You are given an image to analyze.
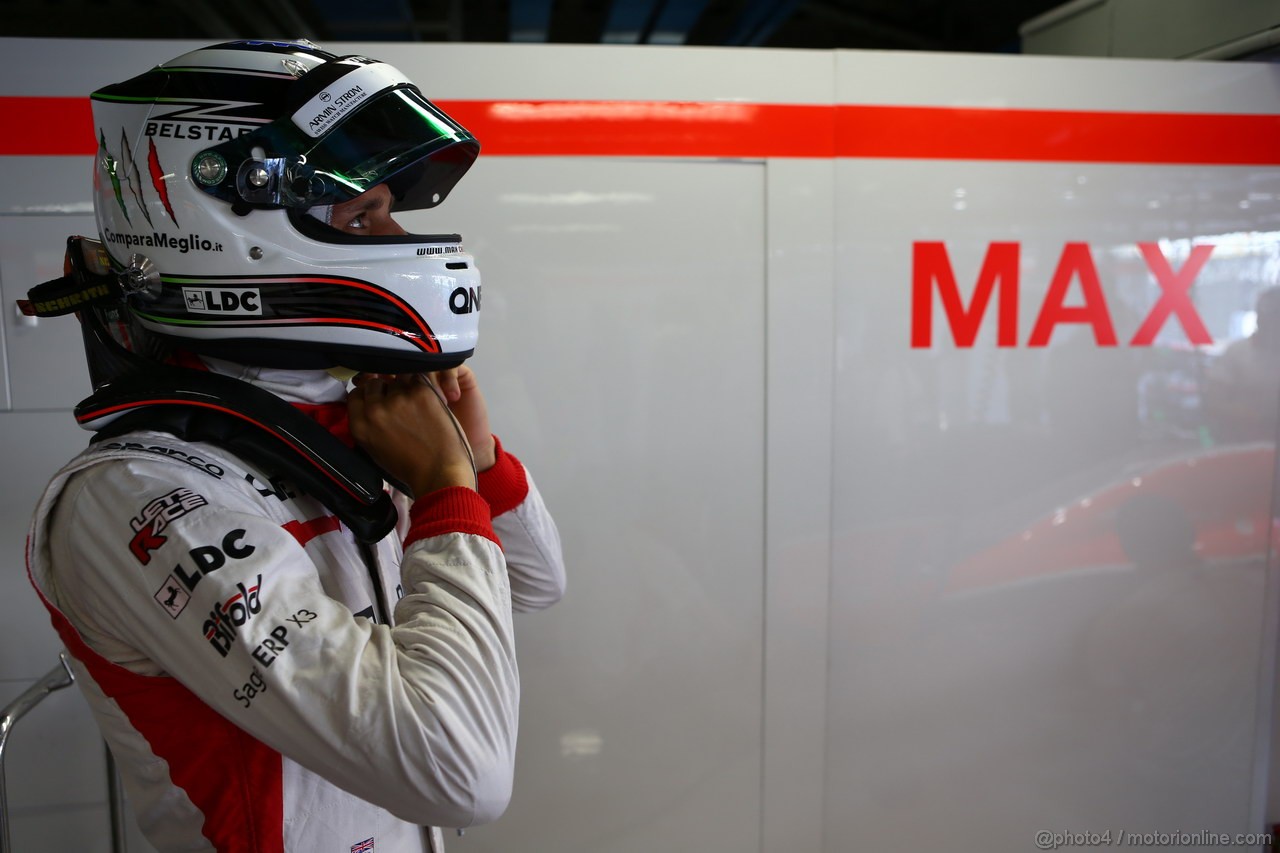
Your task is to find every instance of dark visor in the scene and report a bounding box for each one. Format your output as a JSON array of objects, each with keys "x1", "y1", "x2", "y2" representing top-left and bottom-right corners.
[{"x1": 190, "y1": 86, "x2": 479, "y2": 211}]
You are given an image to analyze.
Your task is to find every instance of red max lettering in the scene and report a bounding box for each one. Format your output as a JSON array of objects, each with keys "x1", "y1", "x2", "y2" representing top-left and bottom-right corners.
[
  {"x1": 911, "y1": 240, "x2": 1215, "y2": 348},
  {"x1": 912, "y1": 242, "x2": 1018, "y2": 347},
  {"x1": 1027, "y1": 242, "x2": 1116, "y2": 347},
  {"x1": 1129, "y1": 243, "x2": 1214, "y2": 345}
]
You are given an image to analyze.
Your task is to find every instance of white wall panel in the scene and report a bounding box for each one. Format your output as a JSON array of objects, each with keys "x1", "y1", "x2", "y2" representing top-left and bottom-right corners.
[
  {"x1": 827, "y1": 49, "x2": 1280, "y2": 847},
  {"x1": 835, "y1": 48, "x2": 1280, "y2": 112},
  {"x1": 358, "y1": 42, "x2": 835, "y2": 104},
  {"x1": 761, "y1": 158, "x2": 835, "y2": 853},
  {"x1": 0, "y1": 156, "x2": 93, "y2": 216},
  {"x1": 0, "y1": 215, "x2": 96, "y2": 411},
  {"x1": 399, "y1": 157, "x2": 767, "y2": 852}
]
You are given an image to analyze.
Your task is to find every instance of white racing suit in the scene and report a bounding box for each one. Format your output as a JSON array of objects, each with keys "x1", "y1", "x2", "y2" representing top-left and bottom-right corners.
[{"x1": 25, "y1": 366, "x2": 565, "y2": 853}]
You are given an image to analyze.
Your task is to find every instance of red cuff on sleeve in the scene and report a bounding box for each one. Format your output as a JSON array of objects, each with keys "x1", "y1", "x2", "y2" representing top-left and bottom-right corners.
[
  {"x1": 477, "y1": 434, "x2": 529, "y2": 518},
  {"x1": 405, "y1": 486, "x2": 499, "y2": 548}
]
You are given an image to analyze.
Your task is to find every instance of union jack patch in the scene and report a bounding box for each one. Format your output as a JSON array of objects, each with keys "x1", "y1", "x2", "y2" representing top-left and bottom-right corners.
[{"x1": 351, "y1": 838, "x2": 374, "y2": 853}]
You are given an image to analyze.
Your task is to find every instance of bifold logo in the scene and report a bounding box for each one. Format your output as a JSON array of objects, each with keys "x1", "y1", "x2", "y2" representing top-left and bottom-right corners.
[
  {"x1": 911, "y1": 241, "x2": 1214, "y2": 348},
  {"x1": 182, "y1": 287, "x2": 263, "y2": 316}
]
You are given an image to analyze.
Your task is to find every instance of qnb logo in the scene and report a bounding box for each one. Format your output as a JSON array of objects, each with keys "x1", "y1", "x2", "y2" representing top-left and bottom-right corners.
[
  {"x1": 911, "y1": 241, "x2": 1215, "y2": 348},
  {"x1": 450, "y1": 285, "x2": 481, "y2": 315}
]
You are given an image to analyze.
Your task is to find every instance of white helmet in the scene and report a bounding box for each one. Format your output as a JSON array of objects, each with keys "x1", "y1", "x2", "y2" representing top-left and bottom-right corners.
[{"x1": 88, "y1": 39, "x2": 482, "y2": 373}]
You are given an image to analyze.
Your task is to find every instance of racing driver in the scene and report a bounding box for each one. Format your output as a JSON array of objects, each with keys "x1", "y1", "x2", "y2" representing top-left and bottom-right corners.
[{"x1": 24, "y1": 39, "x2": 564, "y2": 853}]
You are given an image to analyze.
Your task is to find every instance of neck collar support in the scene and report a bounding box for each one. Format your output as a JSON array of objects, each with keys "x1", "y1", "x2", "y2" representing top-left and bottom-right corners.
[{"x1": 76, "y1": 365, "x2": 398, "y2": 542}]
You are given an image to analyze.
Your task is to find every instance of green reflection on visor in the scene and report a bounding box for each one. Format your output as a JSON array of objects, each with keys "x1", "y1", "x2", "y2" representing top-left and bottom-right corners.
[{"x1": 191, "y1": 86, "x2": 479, "y2": 211}]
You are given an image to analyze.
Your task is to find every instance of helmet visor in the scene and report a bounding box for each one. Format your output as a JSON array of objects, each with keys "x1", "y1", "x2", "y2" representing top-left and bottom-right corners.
[{"x1": 191, "y1": 82, "x2": 478, "y2": 212}]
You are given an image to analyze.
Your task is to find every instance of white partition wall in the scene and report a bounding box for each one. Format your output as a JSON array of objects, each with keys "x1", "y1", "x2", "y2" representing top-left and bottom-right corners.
[
  {"x1": 1, "y1": 38, "x2": 1278, "y2": 853},
  {"x1": 429, "y1": 156, "x2": 769, "y2": 852},
  {"x1": 827, "y1": 52, "x2": 1280, "y2": 852}
]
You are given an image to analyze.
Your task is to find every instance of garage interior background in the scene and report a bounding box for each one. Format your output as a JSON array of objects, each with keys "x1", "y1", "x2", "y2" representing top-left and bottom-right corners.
[
  {"x1": 8, "y1": 0, "x2": 1280, "y2": 58},
  {"x1": 5, "y1": 1, "x2": 1280, "y2": 852}
]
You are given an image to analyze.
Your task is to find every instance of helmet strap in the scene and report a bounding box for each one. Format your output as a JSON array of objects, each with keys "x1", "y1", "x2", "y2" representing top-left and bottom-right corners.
[{"x1": 20, "y1": 236, "x2": 122, "y2": 318}]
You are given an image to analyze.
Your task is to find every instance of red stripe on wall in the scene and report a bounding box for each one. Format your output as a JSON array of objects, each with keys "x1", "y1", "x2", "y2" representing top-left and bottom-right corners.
[
  {"x1": 836, "y1": 104, "x2": 1280, "y2": 164},
  {"x1": 7, "y1": 96, "x2": 1280, "y2": 164},
  {"x1": 441, "y1": 100, "x2": 836, "y2": 158},
  {"x1": 6, "y1": 96, "x2": 96, "y2": 155}
]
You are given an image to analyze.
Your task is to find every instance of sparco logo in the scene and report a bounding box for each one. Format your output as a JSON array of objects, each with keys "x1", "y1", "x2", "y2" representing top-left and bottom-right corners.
[
  {"x1": 129, "y1": 488, "x2": 208, "y2": 564},
  {"x1": 182, "y1": 288, "x2": 262, "y2": 316},
  {"x1": 204, "y1": 574, "x2": 263, "y2": 658},
  {"x1": 101, "y1": 441, "x2": 225, "y2": 478},
  {"x1": 309, "y1": 84, "x2": 365, "y2": 132}
]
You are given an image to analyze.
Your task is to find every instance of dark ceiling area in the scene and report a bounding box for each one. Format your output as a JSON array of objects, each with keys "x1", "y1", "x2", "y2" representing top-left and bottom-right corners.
[{"x1": 5, "y1": 0, "x2": 1067, "y2": 53}]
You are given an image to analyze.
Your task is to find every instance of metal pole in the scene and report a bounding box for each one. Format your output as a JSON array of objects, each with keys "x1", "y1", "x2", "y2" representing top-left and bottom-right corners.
[
  {"x1": 0, "y1": 654, "x2": 75, "y2": 853},
  {"x1": 105, "y1": 744, "x2": 128, "y2": 853}
]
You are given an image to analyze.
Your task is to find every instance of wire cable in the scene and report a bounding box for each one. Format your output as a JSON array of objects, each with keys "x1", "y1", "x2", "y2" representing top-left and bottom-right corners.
[{"x1": 418, "y1": 373, "x2": 478, "y2": 491}]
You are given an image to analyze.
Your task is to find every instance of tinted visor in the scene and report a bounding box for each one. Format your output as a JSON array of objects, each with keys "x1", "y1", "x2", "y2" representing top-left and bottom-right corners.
[{"x1": 191, "y1": 85, "x2": 479, "y2": 211}]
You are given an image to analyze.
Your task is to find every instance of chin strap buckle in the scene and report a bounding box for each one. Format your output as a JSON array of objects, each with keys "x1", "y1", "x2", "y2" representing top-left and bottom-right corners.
[{"x1": 19, "y1": 236, "x2": 123, "y2": 318}]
